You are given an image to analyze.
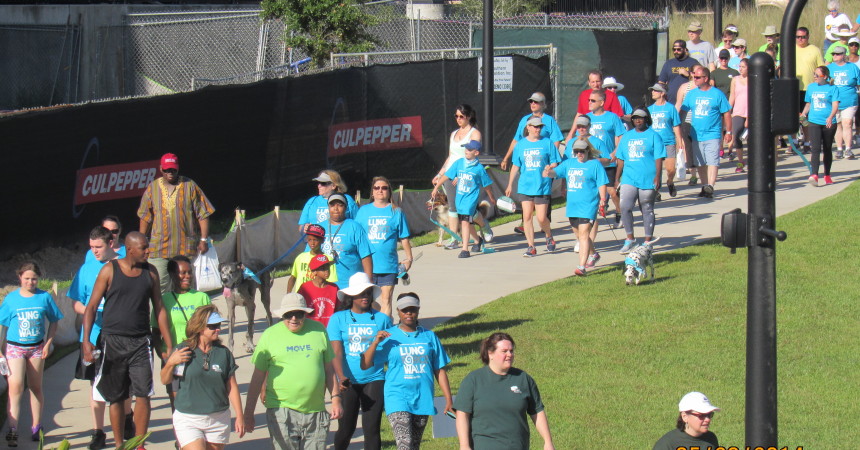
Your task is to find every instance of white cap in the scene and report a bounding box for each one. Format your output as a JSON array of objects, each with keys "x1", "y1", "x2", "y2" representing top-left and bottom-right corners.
[{"x1": 678, "y1": 392, "x2": 721, "y2": 413}]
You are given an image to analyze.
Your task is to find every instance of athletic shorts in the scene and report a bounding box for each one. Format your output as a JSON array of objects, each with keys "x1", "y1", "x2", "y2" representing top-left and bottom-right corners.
[
  {"x1": 75, "y1": 348, "x2": 99, "y2": 381},
  {"x1": 604, "y1": 167, "x2": 618, "y2": 185},
  {"x1": 569, "y1": 217, "x2": 595, "y2": 226},
  {"x1": 664, "y1": 144, "x2": 677, "y2": 159},
  {"x1": 520, "y1": 194, "x2": 550, "y2": 205},
  {"x1": 838, "y1": 106, "x2": 858, "y2": 121},
  {"x1": 692, "y1": 139, "x2": 721, "y2": 166},
  {"x1": 95, "y1": 334, "x2": 154, "y2": 403},
  {"x1": 6, "y1": 342, "x2": 43, "y2": 360},
  {"x1": 173, "y1": 408, "x2": 231, "y2": 447},
  {"x1": 457, "y1": 214, "x2": 474, "y2": 224},
  {"x1": 372, "y1": 273, "x2": 397, "y2": 287}
]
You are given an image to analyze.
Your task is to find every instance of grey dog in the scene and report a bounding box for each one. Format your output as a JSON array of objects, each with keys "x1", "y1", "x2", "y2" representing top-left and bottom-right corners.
[{"x1": 219, "y1": 259, "x2": 273, "y2": 352}]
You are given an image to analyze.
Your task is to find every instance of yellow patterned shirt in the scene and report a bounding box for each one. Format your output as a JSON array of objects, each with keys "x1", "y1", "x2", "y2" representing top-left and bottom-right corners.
[{"x1": 137, "y1": 176, "x2": 215, "y2": 259}]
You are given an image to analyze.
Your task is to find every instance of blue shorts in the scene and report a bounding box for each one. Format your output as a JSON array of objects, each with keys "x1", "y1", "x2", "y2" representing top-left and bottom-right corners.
[
  {"x1": 372, "y1": 273, "x2": 397, "y2": 287},
  {"x1": 693, "y1": 139, "x2": 721, "y2": 166}
]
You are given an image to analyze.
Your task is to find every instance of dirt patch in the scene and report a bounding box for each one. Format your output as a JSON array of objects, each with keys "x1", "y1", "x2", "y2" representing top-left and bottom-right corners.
[{"x1": 0, "y1": 246, "x2": 85, "y2": 286}]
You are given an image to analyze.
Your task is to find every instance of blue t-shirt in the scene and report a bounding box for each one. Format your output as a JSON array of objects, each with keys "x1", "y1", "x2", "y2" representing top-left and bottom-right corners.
[
  {"x1": 648, "y1": 102, "x2": 681, "y2": 146},
  {"x1": 326, "y1": 310, "x2": 393, "y2": 384},
  {"x1": 444, "y1": 158, "x2": 493, "y2": 216},
  {"x1": 354, "y1": 204, "x2": 410, "y2": 275},
  {"x1": 84, "y1": 245, "x2": 126, "y2": 264},
  {"x1": 376, "y1": 326, "x2": 450, "y2": 415},
  {"x1": 68, "y1": 257, "x2": 110, "y2": 344},
  {"x1": 616, "y1": 128, "x2": 667, "y2": 190},
  {"x1": 826, "y1": 62, "x2": 860, "y2": 109},
  {"x1": 618, "y1": 95, "x2": 634, "y2": 115},
  {"x1": 805, "y1": 83, "x2": 840, "y2": 126},
  {"x1": 512, "y1": 137, "x2": 561, "y2": 196},
  {"x1": 0, "y1": 290, "x2": 64, "y2": 345},
  {"x1": 298, "y1": 194, "x2": 359, "y2": 227},
  {"x1": 680, "y1": 87, "x2": 731, "y2": 141},
  {"x1": 565, "y1": 136, "x2": 612, "y2": 165},
  {"x1": 553, "y1": 158, "x2": 610, "y2": 219},
  {"x1": 511, "y1": 113, "x2": 564, "y2": 143},
  {"x1": 320, "y1": 219, "x2": 373, "y2": 289},
  {"x1": 728, "y1": 55, "x2": 743, "y2": 70},
  {"x1": 583, "y1": 111, "x2": 625, "y2": 152}
]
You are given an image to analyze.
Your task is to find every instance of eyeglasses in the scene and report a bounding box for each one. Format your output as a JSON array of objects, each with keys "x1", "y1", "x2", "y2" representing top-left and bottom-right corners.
[
  {"x1": 206, "y1": 323, "x2": 221, "y2": 330},
  {"x1": 454, "y1": 114, "x2": 466, "y2": 119},
  {"x1": 687, "y1": 411, "x2": 714, "y2": 420},
  {"x1": 317, "y1": 181, "x2": 332, "y2": 186},
  {"x1": 163, "y1": 168, "x2": 178, "y2": 174},
  {"x1": 796, "y1": 35, "x2": 808, "y2": 39},
  {"x1": 284, "y1": 311, "x2": 306, "y2": 319},
  {"x1": 373, "y1": 185, "x2": 390, "y2": 191},
  {"x1": 108, "y1": 229, "x2": 120, "y2": 235}
]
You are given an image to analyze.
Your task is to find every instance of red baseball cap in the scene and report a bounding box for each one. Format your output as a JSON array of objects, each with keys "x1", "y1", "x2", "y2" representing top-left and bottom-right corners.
[
  {"x1": 306, "y1": 224, "x2": 325, "y2": 239},
  {"x1": 161, "y1": 153, "x2": 179, "y2": 170},
  {"x1": 309, "y1": 254, "x2": 332, "y2": 271}
]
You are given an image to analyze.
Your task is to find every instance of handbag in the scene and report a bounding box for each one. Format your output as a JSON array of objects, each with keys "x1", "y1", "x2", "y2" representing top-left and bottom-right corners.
[{"x1": 194, "y1": 243, "x2": 222, "y2": 292}]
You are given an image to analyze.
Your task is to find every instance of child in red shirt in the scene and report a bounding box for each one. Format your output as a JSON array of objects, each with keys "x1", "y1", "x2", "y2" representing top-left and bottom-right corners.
[{"x1": 298, "y1": 254, "x2": 339, "y2": 326}]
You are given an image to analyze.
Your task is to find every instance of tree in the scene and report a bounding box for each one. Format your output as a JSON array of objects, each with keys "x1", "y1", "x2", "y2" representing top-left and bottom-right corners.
[
  {"x1": 261, "y1": 0, "x2": 377, "y2": 68},
  {"x1": 455, "y1": 0, "x2": 554, "y2": 19}
]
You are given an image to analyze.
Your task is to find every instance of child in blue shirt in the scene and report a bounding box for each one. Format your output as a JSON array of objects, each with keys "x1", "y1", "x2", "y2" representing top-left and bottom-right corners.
[{"x1": 431, "y1": 140, "x2": 495, "y2": 259}]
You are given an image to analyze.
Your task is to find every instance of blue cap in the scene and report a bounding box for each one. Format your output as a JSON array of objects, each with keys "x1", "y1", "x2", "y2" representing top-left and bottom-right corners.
[
  {"x1": 462, "y1": 140, "x2": 482, "y2": 151},
  {"x1": 207, "y1": 311, "x2": 226, "y2": 325}
]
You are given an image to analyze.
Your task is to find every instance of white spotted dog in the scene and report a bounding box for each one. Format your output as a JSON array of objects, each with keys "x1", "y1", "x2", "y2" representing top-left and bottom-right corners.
[
  {"x1": 426, "y1": 192, "x2": 451, "y2": 246},
  {"x1": 624, "y1": 237, "x2": 661, "y2": 285}
]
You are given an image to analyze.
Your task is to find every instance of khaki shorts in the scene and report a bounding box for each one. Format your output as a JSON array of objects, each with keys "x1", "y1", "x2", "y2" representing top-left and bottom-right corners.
[{"x1": 173, "y1": 408, "x2": 231, "y2": 447}]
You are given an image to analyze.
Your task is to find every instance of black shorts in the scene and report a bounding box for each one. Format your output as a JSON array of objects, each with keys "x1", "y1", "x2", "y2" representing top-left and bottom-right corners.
[
  {"x1": 521, "y1": 194, "x2": 551, "y2": 205},
  {"x1": 74, "y1": 348, "x2": 98, "y2": 381},
  {"x1": 457, "y1": 214, "x2": 474, "y2": 223},
  {"x1": 569, "y1": 217, "x2": 595, "y2": 227},
  {"x1": 604, "y1": 167, "x2": 618, "y2": 184},
  {"x1": 95, "y1": 334, "x2": 154, "y2": 403}
]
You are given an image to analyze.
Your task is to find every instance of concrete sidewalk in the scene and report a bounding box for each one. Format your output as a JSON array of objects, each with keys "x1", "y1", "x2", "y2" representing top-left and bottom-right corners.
[{"x1": 29, "y1": 155, "x2": 858, "y2": 449}]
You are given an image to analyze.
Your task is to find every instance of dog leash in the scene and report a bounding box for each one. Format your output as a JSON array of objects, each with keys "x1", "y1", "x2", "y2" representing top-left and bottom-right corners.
[{"x1": 252, "y1": 235, "x2": 306, "y2": 279}]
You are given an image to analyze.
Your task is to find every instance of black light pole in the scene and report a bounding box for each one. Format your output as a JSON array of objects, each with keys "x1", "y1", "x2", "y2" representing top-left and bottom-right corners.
[
  {"x1": 714, "y1": 0, "x2": 722, "y2": 43},
  {"x1": 482, "y1": 0, "x2": 493, "y2": 156}
]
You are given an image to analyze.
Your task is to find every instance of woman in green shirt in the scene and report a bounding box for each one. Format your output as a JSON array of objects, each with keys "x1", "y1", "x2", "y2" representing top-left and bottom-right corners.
[
  {"x1": 652, "y1": 391, "x2": 720, "y2": 450},
  {"x1": 454, "y1": 332, "x2": 555, "y2": 450},
  {"x1": 162, "y1": 305, "x2": 245, "y2": 449}
]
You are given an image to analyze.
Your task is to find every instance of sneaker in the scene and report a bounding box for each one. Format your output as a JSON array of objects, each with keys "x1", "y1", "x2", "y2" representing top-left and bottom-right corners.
[
  {"x1": 688, "y1": 175, "x2": 698, "y2": 186},
  {"x1": 655, "y1": 192, "x2": 662, "y2": 202},
  {"x1": 728, "y1": 152, "x2": 736, "y2": 161},
  {"x1": 585, "y1": 252, "x2": 601, "y2": 268},
  {"x1": 574, "y1": 266, "x2": 587, "y2": 277},
  {"x1": 443, "y1": 239, "x2": 460, "y2": 250},
  {"x1": 6, "y1": 428, "x2": 17, "y2": 448},
  {"x1": 482, "y1": 226, "x2": 494, "y2": 243},
  {"x1": 808, "y1": 174, "x2": 819, "y2": 187},
  {"x1": 620, "y1": 239, "x2": 637, "y2": 254},
  {"x1": 458, "y1": 250, "x2": 470, "y2": 259},
  {"x1": 698, "y1": 187, "x2": 705, "y2": 197},
  {"x1": 824, "y1": 175, "x2": 834, "y2": 185},
  {"x1": 88, "y1": 429, "x2": 107, "y2": 450},
  {"x1": 514, "y1": 226, "x2": 524, "y2": 235},
  {"x1": 703, "y1": 184, "x2": 714, "y2": 198},
  {"x1": 124, "y1": 414, "x2": 135, "y2": 440},
  {"x1": 836, "y1": 150, "x2": 844, "y2": 159},
  {"x1": 735, "y1": 163, "x2": 745, "y2": 173},
  {"x1": 523, "y1": 246, "x2": 537, "y2": 257},
  {"x1": 574, "y1": 240, "x2": 580, "y2": 253},
  {"x1": 668, "y1": 184, "x2": 677, "y2": 198},
  {"x1": 30, "y1": 425, "x2": 41, "y2": 442},
  {"x1": 719, "y1": 149, "x2": 724, "y2": 158},
  {"x1": 546, "y1": 238, "x2": 557, "y2": 252},
  {"x1": 470, "y1": 237, "x2": 483, "y2": 253},
  {"x1": 846, "y1": 149, "x2": 856, "y2": 160}
]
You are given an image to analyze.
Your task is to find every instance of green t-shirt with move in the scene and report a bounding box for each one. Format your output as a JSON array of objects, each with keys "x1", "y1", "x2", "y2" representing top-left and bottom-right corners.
[
  {"x1": 290, "y1": 251, "x2": 338, "y2": 292},
  {"x1": 174, "y1": 343, "x2": 238, "y2": 415},
  {"x1": 251, "y1": 319, "x2": 334, "y2": 412},
  {"x1": 151, "y1": 290, "x2": 211, "y2": 353},
  {"x1": 453, "y1": 366, "x2": 545, "y2": 450}
]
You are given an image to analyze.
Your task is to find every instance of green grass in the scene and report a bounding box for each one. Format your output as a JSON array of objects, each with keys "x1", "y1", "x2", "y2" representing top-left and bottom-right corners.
[{"x1": 393, "y1": 180, "x2": 860, "y2": 449}]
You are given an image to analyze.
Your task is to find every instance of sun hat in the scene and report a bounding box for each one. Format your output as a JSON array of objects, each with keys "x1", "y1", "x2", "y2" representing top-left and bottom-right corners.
[
  {"x1": 396, "y1": 294, "x2": 420, "y2": 310},
  {"x1": 207, "y1": 311, "x2": 226, "y2": 325},
  {"x1": 526, "y1": 116, "x2": 544, "y2": 127},
  {"x1": 313, "y1": 171, "x2": 333, "y2": 183},
  {"x1": 574, "y1": 115, "x2": 591, "y2": 127},
  {"x1": 336, "y1": 273, "x2": 381, "y2": 304},
  {"x1": 160, "y1": 153, "x2": 179, "y2": 170},
  {"x1": 496, "y1": 196, "x2": 517, "y2": 214},
  {"x1": 602, "y1": 76, "x2": 625, "y2": 91},
  {"x1": 834, "y1": 25, "x2": 857, "y2": 38},
  {"x1": 327, "y1": 193, "x2": 347, "y2": 205},
  {"x1": 305, "y1": 224, "x2": 325, "y2": 239},
  {"x1": 527, "y1": 92, "x2": 546, "y2": 103},
  {"x1": 648, "y1": 83, "x2": 666, "y2": 93},
  {"x1": 308, "y1": 254, "x2": 332, "y2": 271},
  {"x1": 687, "y1": 21, "x2": 703, "y2": 32},
  {"x1": 732, "y1": 38, "x2": 747, "y2": 47},
  {"x1": 761, "y1": 25, "x2": 779, "y2": 36},
  {"x1": 678, "y1": 392, "x2": 720, "y2": 413},
  {"x1": 272, "y1": 292, "x2": 314, "y2": 317}
]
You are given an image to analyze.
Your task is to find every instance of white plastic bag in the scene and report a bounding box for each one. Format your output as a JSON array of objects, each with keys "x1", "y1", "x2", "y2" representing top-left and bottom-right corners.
[
  {"x1": 676, "y1": 150, "x2": 687, "y2": 181},
  {"x1": 194, "y1": 244, "x2": 222, "y2": 292}
]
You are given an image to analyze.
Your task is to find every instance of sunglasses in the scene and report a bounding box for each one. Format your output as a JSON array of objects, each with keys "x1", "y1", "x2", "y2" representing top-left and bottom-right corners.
[
  {"x1": 373, "y1": 185, "x2": 390, "y2": 191},
  {"x1": 693, "y1": 76, "x2": 706, "y2": 79},
  {"x1": 202, "y1": 352, "x2": 211, "y2": 371},
  {"x1": 574, "y1": 149, "x2": 587, "y2": 154},
  {"x1": 796, "y1": 35, "x2": 808, "y2": 39},
  {"x1": 588, "y1": 99, "x2": 600, "y2": 103},
  {"x1": 108, "y1": 229, "x2": 120, "y2": 235},
  {"x1": 529, "y1": 124, "x2": 544, "y2": 128},
  {"x1": 317, "y1": 181, "x2": 333, "y2": 186},
  {"x1": 528, "y1": 99, "x2": 542, "y2": 104},
  {"x1": 284, "y1": 311, "x2": 306, "y2": 319},
  {"x1": 605, "y1": 86, "x2": 617, "y2": 90},
  {"x1": 687, "y1": 411, "x2": 714, "y2": 420},
  {"x1": 454, "y1": 113, "x2": 466, "y2": 119},
  {"x1": 672, "y1": 48, "x2": 684, "y2": 51},
  {"x1": 206, "y1": 323, "x2": 221, "y2": 330},
  {"x1": 163, "y1": 168, "x2": 178, "y2": 174}
]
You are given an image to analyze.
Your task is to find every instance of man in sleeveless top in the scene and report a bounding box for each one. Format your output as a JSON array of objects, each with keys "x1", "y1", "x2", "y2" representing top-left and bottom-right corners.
[{"x1": 82, "y1": 232, "x2": 173, "y2": 449}]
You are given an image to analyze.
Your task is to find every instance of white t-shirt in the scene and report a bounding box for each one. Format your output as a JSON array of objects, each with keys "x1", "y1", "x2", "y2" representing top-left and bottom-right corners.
[{"x1": 825, "y1": 13, "x2": 852, "y2": 41}]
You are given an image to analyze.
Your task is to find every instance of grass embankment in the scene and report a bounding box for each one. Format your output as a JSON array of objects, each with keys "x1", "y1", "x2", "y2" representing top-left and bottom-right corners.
[{"x1": 395, "y1": 180, "x2": 860, "y2": 449}]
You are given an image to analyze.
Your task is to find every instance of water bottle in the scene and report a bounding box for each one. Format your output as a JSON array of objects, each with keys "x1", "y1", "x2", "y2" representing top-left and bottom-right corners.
[
  {"x1": 82, "y1": 349, "x2": 101, "y2": 367},
  {"x1": 0, "y1": 357, "x2": 8, "y2": 376},
  {"x1": 173, "y1": 349, "x2": 186, "y2": 377},
  {"x1": 397, "y1": 263, "x2": 410, "y2": 286}
]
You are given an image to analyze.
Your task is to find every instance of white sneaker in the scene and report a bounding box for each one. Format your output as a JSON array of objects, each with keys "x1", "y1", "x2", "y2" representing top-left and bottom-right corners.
[
  {"x1": 483, "y1": 226, "x2": 494, "y2": 243},
  {"x1": 574, "y1": 241, "x2": 580, "y2": 253}
]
